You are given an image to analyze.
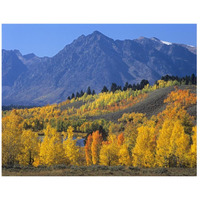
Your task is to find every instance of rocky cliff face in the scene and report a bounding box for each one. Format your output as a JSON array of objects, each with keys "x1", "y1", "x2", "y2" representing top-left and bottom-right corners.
[{"x1": 2, "y1": 31, "x2": 196, "y2": 105}]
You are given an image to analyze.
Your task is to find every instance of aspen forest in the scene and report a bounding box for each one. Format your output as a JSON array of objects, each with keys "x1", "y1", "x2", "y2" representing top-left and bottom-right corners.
[{"x1": 2, "y1": 78, "x2": 197, "y2": 175}]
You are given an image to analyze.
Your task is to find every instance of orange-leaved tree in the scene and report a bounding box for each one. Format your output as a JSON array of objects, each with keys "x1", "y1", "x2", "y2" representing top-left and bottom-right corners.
[
  {"x1": 85, "y1": 134, "x2": 93, "y2": 166},
  {"x1": 91, "y1": 131, "x2": 102, "y2": 165}
]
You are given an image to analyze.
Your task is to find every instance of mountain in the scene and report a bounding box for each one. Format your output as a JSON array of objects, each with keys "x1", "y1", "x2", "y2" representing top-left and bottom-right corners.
[{"x1": 2, "y1": 31, "x2": 196, "y2": 106}]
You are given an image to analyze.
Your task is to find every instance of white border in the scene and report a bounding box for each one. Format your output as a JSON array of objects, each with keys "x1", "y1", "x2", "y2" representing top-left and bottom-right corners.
[{"x1": 0, "y1": 0, "x2": 200, "y2": 200}]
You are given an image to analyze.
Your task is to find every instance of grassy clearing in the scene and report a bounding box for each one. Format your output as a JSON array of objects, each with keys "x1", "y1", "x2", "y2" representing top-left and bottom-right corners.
[{"x1": 2, "y1": 166, "x2": 196, "y2": 176}]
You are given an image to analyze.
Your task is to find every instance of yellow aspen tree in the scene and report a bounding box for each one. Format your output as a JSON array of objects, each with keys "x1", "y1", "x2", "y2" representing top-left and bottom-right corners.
[
  {"x1": 157, "y1": 80, "x2": 166, "y2": 88},
  {"x1": 63, "y1": 126, "x2": 80, "y2": 165},
  {"x1": 99, "y1": 135, "x2": 119, "y2": 166},
  {"x1": 78, "y1": 146, "x2": 86, "y2": 166},
  {"x1": 169, "y1": 120, "x2": 190, "y2": 167},
  {"x1": 118, "y1": 144, "x2": 131, "y2": 166},
  {"x1": 188, "y1": 126, "x2": 197, "y2": 167},
  {"x1": 156, "y1": 119, "x2": 175, "y2": 167},
  {"x1": 91, "y1": 131, "x2": 102, "y2": 165},
  {"x1": 2, "y1": 110, "x2": 23, "y2": 166},
  {"x1": 40, "y1": 125, "x2": 64, "y2": 166},
  {"x1": 132, "y1": 123, "x2": 156, "y2": 167},
  {"x1": 17, "y1": 129, "x2": 39, "y2": 166}
]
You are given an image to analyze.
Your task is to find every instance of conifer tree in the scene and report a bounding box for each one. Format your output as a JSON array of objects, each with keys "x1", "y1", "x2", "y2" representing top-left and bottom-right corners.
[
  {"x1": 76, "y1": 92, "x2": 80, "y2": 98},
  {"x1": 71, "y1": 93, "x2": 75, "y2": 99},
  {"x1": 110, "y1": 83, "x2": 117, "y2": 93},
  {"x1": 87, "y1": 86, "x2": 92, "y2": 95},
  {"x1": 101, "y1": 86, "x2": 109, "y2": 93}
]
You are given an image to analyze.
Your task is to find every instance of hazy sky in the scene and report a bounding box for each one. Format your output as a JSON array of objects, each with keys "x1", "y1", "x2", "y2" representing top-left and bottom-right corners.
[{"x1": 2, "y1": 24, "x2": 196, "y2": 57}]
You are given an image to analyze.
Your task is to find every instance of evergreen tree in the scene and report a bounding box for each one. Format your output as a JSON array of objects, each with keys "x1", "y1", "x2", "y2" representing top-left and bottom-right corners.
[
  {"x1": 191, "y1": 73, "x2": 197, "y2": 85},
  {"x1": 128, "y1": 84, "x2": 132, "y2": 89},
  {"x1": 116, "y1": 86, "x2": 122, "y2": 91},
  {"x1": 136, "y1": 83, "x2": 140, "y2": 90},
  {"x1": 110, "y1": 83, "x2": 117, "y2": 93},
  {"x1": 87, "y1": 86, "x2": 92, "y2": 95},
  {"x1": 92, "y1": 90, "x2": 96, "y2": 95},
  {"x1": 71, "y1": 93, "x2": 75, "y2": 99},
  {"x1": 185, "y1": 75, "x2": 190, "y2": 85},
  {"x1": 132, "y1": 84, "x2": 137, "y2": 91},
  {"x1": 80, "y1": 90, "x2": 84, "y2": 97},
  {"x1": 140, "y1": 79, "x2": 149, "y2": 89},
  {"x1": 101, "y1": 86, "x2": 108, "y2": 93},
  {"x1": 123, "y1": 82, "x2": 129, "y2": 91},
  {"x1": 76, "y1": 92, "x2": 80, "y2": 98}
]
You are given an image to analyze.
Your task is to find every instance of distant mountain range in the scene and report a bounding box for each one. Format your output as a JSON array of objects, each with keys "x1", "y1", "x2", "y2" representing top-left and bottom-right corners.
[{"x1": 2, "y1": 31, "x2": 196, "y2": 106}]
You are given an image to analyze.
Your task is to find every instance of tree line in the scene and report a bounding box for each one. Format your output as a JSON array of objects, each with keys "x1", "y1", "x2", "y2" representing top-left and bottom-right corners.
[
  {"x1": 160, "y1": 73, "x2": 196, "y2": 85},
  {"x1": 67, "y1": 79, "x2": 150, "y2": 100},
  {"x1": 66, "y1": 73, "x2": 197, "y2": 100}
]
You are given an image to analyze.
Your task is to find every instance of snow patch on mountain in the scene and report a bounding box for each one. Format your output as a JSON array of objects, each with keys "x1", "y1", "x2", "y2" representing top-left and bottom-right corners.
[
  {"x1": 161, "y1": 40, "x2": 172, "y2": 45},
  {"x1": 187, "y1": 44, "x2": 195, "y2": 48}
]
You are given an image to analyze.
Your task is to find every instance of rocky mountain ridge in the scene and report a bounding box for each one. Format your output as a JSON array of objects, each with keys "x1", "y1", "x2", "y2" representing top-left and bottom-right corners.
[{"x1": 2, "y1": 31, "x2": 196, "y2": 105}]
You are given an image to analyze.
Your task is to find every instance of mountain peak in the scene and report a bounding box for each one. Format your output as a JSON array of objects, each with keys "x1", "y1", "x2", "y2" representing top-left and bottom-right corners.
[
  {"x1": 151, "y1": 37, "x2": 160, "y2": 41},
  {"x1": 92, "y1": 30, "x2": 104, "y2": 36},
  {"x1": 137, "y1": 36, "x2": 148, "y2": 40},
  {"x1": 23, "y1": 53, "x2": 36, "y2": 60},
  {"x1": 12, "y1": 49, "x2": 23, "y2": 58},
  {"x1": 89, "y1": 30, "x2": 111, "y2": 40}
]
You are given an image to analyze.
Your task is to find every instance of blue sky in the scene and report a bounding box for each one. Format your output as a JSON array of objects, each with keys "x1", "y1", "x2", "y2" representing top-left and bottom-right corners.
[{"x1": 2, "y1": 24, "x2": 196, "y2": 57}]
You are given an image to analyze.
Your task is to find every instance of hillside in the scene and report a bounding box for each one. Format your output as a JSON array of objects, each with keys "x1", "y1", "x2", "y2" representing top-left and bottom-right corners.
[
  {"x1": 2, "y1": 79, "x2": 197, "y2": 174},
  {"x1": 86, "y1": 85, "x2": 196, "y2": 123},
  {"x1": 2, "y1": 31, "x2": 196, "y2": 106}
]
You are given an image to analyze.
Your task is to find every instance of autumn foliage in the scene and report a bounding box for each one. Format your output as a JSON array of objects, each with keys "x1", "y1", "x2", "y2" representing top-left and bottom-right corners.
[{"x1": 2, "y1": 82, "x2": 197, "y2": 169}]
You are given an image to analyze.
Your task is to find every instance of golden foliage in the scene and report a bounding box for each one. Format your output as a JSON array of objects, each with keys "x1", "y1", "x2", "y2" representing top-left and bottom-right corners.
[
  {"x1": 2, "y1": 82, "x2": 197, "y2": 168},
  {"x1": 91, "y1": 131, "x2": 102, "y2": 165},
  {"x1": 63, "y1": 126, "x2": 81, "y2": 165},
  {"x1": 2, "y1": 110, "x2": 23, "y2": 166},
  {"x1": 118, "y1": 144, "x2": 132, "y2": 166},
  {"x1": 85, "y1": 134, "x2": 93, "y2": 166},
  {"x1": 132, "y1": 122, "x2": 156, "y2": 167},
  {"x1": 99, "y1": 135, "x2": 119, "y2": 166},
  {"x1": 17, "y1": 129, "x2": 39, "y2": 166},
  {"x1": 39, "y1": 125, "x2": 65, "y2": 166}
]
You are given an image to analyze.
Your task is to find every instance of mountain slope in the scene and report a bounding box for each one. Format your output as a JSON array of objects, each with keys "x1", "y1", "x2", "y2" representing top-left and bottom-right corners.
[
  {"x1": 86, "y1": 85, "x2": 196, "y2": 123},
  {"x1": 2, "y1": 31, "x2": 196, "y2": 106}
]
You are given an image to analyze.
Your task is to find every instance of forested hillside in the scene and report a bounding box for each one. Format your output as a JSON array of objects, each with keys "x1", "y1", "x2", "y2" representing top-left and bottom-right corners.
[{"x1": 2, "y1": 77, "x2": 197, "y2": 174}]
